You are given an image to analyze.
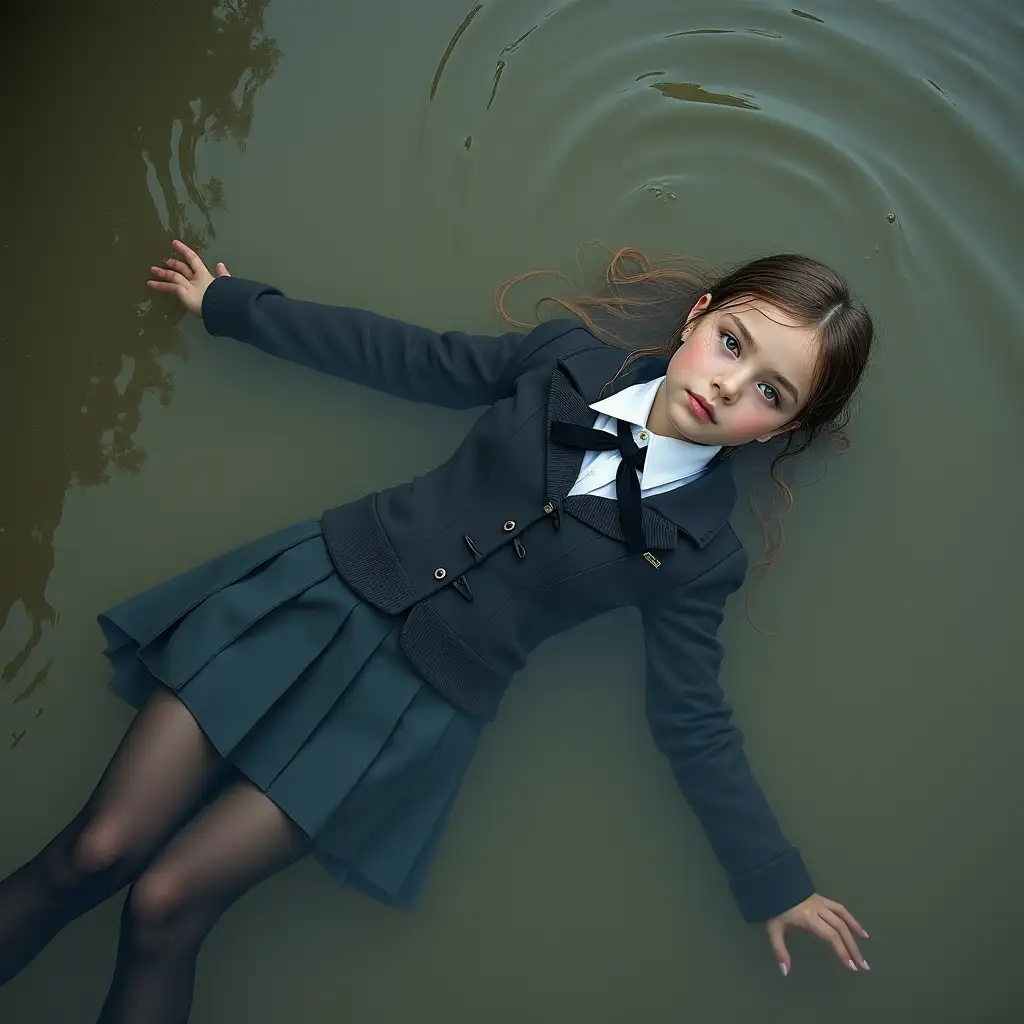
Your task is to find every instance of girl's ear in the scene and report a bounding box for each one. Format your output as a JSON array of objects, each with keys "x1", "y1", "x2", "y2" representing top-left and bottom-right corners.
[
  {"x1": 681, "y1": 292, "x2": 713, "y2": 337},
  {"x1": 756, "y1": 421, "x2": 800, "y2": 443}
]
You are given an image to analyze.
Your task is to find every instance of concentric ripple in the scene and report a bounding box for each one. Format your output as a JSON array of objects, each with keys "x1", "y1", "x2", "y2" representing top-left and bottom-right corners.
[{"x1": 420, "y1": 0, "x2": 1021, "y2": 344}]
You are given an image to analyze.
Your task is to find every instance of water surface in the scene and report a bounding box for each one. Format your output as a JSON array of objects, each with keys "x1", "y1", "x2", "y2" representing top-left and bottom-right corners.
[{"x1": 2, "y1": 1, "x2": 1022, "y2": 1020}]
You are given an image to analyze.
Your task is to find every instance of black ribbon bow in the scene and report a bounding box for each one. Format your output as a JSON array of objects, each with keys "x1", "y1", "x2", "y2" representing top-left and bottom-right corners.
[{"x1": 550, "y1": 417, "x2": 649, "y2": 554}]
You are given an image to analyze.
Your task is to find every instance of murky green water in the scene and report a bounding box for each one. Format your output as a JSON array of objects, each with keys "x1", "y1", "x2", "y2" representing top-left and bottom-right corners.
[{"x1": 2, "y1": 1, "x2": 1022, "y2": 1020}]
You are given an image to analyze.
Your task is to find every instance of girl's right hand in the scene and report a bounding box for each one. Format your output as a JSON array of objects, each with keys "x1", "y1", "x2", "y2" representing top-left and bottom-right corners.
[{"x1": 147, "y1": 239, "x2": 231, "y2": 316}]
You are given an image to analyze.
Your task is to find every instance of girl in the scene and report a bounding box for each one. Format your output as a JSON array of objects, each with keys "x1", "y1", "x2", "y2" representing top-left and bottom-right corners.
[{"x1": 1, "y1": 240, "x2": 874, "y2": 1022}]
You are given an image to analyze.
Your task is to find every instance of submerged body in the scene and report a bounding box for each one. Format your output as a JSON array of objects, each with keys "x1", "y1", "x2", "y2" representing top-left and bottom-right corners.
[{"x1": 0, "y1": 241, "x2": 872, "y2": 1022}]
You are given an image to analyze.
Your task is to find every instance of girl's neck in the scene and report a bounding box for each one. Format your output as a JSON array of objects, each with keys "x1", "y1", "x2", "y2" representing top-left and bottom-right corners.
[{"x1": 645, "y1": 380, "x2": 683, "y2": 440}]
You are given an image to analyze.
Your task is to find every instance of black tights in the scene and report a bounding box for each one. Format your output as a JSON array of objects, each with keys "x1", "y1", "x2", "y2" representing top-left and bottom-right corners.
[{"x1": 0, "y1": 687, "x2": 310, "y2": 1023}]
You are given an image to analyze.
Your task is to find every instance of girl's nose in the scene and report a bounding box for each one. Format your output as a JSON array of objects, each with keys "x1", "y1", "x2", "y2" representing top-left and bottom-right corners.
[{"x1": 713, "y1": 374, "x2": 741, "y2": 403}]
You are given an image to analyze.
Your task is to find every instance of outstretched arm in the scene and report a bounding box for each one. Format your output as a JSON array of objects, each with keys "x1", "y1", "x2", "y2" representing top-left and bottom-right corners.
[
  {"x1": 148, "y1": 240, "x2": 565, "y2": 409},
  {"x1": 640, "y1": 551, "x2": 870, "y2": 976}
]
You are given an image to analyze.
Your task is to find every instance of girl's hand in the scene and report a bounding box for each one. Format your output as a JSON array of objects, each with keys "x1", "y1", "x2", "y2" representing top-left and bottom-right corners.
[
  {"x1": 147, "y1": 239, "x2": 231, "y2": 316},
  {"x1": 765, "y1": 893, "x2": 870, "y2": 977}
]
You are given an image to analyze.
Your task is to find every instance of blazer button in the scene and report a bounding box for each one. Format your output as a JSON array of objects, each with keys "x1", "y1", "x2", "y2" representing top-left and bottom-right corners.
[
  {"x1": 503, "y1": 520, "x2": 516, "y2": 532},
  {"x1": 434, "y1": 567, "x2": 447, "y2": 580}
]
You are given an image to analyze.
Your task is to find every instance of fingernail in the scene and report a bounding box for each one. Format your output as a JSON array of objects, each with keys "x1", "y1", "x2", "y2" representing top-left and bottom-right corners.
[
  {"x1": 848, "y1": 959, "x2": 858, "y2": 971},
  {"x1": 779, "y1": 963, "x2": 788, "y2": 977},
  {"x1": 862, "y1": 930, "x2": 870, "y2": 938},
  {"x1": 861, "y1": 960, "x2": 870, "y2": 971}
]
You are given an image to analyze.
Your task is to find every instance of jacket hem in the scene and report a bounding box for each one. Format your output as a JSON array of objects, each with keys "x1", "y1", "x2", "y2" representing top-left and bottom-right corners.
[
  {"x1": 321, "y1": 497, "x2": 418, "y2": 614},
  {"x1": 400, "y1": 603, "x2": 510, "y2": 720}
]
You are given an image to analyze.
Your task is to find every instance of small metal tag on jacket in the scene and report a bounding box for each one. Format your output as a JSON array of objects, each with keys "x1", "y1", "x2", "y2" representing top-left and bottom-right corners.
[{"x1": 643, "y1": 552, "x2": 662, "y2": 568}]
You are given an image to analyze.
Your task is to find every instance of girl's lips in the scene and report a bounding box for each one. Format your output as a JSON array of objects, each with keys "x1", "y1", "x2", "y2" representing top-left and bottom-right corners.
[{"x1": 686, "y1": 390, "x2": 715, "y2": 423}]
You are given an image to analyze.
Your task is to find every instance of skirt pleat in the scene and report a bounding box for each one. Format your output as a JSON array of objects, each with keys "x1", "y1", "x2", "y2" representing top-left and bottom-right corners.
[
  {"x1": 344, "y1": 708, "x2": 480, "y2": 898},
  {"x1": 98, "y1": 521, "x2": 483, "y2": 909},
  {"x1": 230, "y1": 602, "x2": 392, "y2": 790},
  {"x1": 102, "y1": 520, "x2": 324, "y2": 651}
]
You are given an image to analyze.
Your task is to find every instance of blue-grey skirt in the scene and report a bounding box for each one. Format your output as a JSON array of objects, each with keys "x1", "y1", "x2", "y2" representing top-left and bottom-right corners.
[{"x1": 98, "y1": 519, "x2": 483, "y2": 909}]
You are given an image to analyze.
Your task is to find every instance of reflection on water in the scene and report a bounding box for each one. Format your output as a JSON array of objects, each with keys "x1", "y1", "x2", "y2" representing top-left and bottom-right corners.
[
  {"x1": 486, "y1": 59, "x2": 506, "y2": 110},
  {"x1": 1, "y1": 0, "x2": 1022, "y2": 1020},
  {"x1": 791, "y1": 9, "x2": 825, "y2": 25},
  {"x1": 650, "y1": 81, "x2": 761, "y2": 110},
  {"x1": 667, "y1": 27, "x2": 783, "y2": 39},
  {"x1": 429, "y1": 3, "x2": 484, "y2": 101},
  {"x1": 498, "y1": 24, "x2": 539, "y2": 57},
  {"x1": 1, "y1": 1, "x2": 280, "y2": 729}
]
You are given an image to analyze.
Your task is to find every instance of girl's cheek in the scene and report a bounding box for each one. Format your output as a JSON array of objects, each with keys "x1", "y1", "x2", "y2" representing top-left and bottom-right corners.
[
  {"x1": 671, "y1": 339, "x2": 708, "y2": 377},
  {"x1": 725, "y1": 405, "x2": 774, "y2": 440}
]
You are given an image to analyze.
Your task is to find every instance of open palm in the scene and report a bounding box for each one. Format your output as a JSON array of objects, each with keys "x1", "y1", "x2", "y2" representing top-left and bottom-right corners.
[{"x1": 147, "y1": 239, "x2": 231, "y2": 315}]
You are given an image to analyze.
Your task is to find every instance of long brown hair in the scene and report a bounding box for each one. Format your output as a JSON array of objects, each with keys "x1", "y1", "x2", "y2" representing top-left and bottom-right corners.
[{"x1": 495, "y1": 243, "x2": 874, "y2": 565}]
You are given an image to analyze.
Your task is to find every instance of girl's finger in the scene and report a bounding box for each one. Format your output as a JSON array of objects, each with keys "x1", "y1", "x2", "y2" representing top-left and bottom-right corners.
[
  {"x1": 164, "y1": 258, "x2": 193, "y2": 279},
  {"x1": 147, "y1": 280, "x2": 182, "y2": 294},
  {"x1": 764, "y1": 920, "x2": 791, "y2": 977},
  {"x1": 823, "y1": 898, "x2": 869, "y2": 939},
  {"x1": 805, "y1": 915, "x2": 859, "y2": 972},
  {"x1": 171, "y1": 239, "x2": 205, "y2": 274},
  {"x1": 820, "y1": 908, "x2": 869, "y2": 971},
  {"x1": 149, "y1": 266, "x2": 191, "y2": 289},
  {"x1": 215, "y1": 262, "x2": 231, "y2": 278}
]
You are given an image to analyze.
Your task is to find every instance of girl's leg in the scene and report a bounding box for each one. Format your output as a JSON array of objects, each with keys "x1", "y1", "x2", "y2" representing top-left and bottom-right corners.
[
  {"x1": 0, "y1": 687, "x2": 230, "y2": 984},
  {"x1": 97, "y1": 779, "x2": 309, "y2": 1024}
]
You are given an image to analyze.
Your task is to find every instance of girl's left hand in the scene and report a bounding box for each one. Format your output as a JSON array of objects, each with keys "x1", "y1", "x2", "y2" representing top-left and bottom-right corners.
[
  {"x1": 147, "y1": 239, "x2": 231, "y2": 316},
  {"x1": 765, "y1": 893, "x2": 870, "y2": 976}
]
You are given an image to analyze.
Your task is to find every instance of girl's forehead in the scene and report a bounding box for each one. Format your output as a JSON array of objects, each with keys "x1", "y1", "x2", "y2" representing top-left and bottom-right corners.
[{"x1": 714, "y1": 295, "x2": 806, "y2": 330}]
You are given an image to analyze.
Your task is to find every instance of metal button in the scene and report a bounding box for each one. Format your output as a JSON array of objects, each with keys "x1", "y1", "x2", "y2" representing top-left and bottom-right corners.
[
  {"x1": 434, "y1": 567, "x2": 447, "y2": 580},
  {"x1": 638, "y1": 431, "x2": 649, "y2": 442},
  {"x1": 503, "y1": 520, "x2": 516, "y2": 532},
  {"x1": 543, "y1": 501, "x2": 555, "y2": 514}
]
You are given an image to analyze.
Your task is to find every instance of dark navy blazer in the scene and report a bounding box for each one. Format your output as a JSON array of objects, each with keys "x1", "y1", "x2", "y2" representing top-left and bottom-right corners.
[{"x1": 202, "y1": 276, "x2": 815, "y2": 922}]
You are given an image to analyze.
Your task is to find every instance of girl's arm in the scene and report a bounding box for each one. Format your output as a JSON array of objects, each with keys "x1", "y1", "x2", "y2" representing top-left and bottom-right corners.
[
  {"x1": 640, "y1": 551, "x2": 870, "y2": 974},
  {"x1": 149, "y1": 240, "x2": 572, "y2": 409},
  {"x1": 640, "y1": 549, "x2": 814, "y2": 921}
]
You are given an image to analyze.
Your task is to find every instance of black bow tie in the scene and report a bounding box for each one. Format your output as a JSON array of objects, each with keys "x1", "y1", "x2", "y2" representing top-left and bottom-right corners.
[{"x1": 550, "y1": 418, "x2": 649, "y2": 554}]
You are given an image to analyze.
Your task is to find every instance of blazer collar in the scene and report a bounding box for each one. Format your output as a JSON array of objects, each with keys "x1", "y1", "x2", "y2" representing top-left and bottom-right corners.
[
  {"x1": 556, "y1": 342, "x2": 665, "y2": 401},
  {"x1": 547, "y1": 343, "x2": 736, "y2": 550}
]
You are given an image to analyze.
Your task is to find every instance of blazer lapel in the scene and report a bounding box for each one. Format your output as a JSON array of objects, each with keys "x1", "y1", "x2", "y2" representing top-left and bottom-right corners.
[
  {"x1": 544, "y1": 366, "x2": 596, "y2": 502},
  {"x1": 545, "y1": 342, "x2": 736, "y2": 552},
  {"x1": 545, "y1": 342, "x2": 660, "y2": 502},
  {"x1": 562, "y1": 493, "x2": 680, "y2": 550},
  {"x1": 644, "y1": 455, "x2": 736, "y2": 548},
  {"x1": 546, "y1": 344, "x2": 683, "y2": 551}
]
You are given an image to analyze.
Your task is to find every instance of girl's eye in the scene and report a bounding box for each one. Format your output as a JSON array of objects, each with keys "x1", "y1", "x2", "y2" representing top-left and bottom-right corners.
[
  {"x1": 758, "y1": 382, "x2": 780, "y2": 405},
  {"x1": 721, "y1": 332, "x2": 740, "y2": 356}
]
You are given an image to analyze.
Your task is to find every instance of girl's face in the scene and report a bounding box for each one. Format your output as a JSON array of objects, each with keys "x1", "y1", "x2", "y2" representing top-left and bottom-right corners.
[{"x1": 658, "y1": 294, "x2": 821, "y2": 447}]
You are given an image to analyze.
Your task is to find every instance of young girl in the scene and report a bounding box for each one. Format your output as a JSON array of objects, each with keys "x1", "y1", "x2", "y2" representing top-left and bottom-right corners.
[{"x1": 1, "y1": 240, "x2": 874, "y2": 1021}]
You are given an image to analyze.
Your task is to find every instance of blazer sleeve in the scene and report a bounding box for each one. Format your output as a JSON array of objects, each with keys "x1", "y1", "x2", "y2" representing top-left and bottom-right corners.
[
  {"x1": 200, "y1": 275, "x2": 575, "y2": 409},
  {"x1": 640, "y1": 546, "x2": 815, "y2": 922}
]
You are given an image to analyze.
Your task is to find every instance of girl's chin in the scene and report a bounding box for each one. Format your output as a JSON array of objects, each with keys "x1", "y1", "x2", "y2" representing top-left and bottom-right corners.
[{"x1": 666, "y1": 408, "x2": 712, "y2": 446}]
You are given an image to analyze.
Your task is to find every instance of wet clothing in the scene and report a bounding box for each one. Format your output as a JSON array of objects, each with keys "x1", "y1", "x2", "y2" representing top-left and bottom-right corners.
[{"x1": 100, "y1": 276, "x2": 814, "y2": 922}]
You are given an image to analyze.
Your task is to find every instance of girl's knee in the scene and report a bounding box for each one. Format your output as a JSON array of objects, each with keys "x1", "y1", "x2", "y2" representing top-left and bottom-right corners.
[
  {"x1": 127, "y1": 868, "x2": 191, "y2": 929},
  {"x1": 64, "y1": 818, "x2": 136, "y2": 882},
  {"x1": 125, "y1": 866, "x2": 215, "y2": 954}
]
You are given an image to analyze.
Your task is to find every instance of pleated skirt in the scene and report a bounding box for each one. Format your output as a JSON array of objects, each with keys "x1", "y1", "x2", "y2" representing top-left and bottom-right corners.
[{"x1": 98, "y1": 519, "x2": 483, "y2": 909}]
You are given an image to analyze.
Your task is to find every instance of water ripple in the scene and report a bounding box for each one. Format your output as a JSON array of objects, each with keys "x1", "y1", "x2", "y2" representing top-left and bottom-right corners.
[
  {"x1": 420, "y1": 0, "x2": 1021, "y2": 332},
  {"x1": 429, "y1": 2, "x2": 484, "y2": 101}
]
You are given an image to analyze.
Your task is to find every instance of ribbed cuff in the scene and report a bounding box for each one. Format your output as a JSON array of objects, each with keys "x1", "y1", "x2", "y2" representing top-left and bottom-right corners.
[
  {"x1": 729, "y1": 848, "x2": 815, "y2": 922},
  {"x1": 201, "y1": 275, "x2": 266, "y2": 339}
]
